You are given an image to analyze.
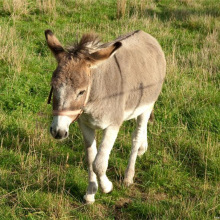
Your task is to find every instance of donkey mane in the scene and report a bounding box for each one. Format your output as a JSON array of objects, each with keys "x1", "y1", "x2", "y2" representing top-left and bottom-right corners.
[
  {"x1": 67, "y1": 33, "x2": 102, "y2": 58},
  {"x1": 66, "y1": 31, "x2": 142, "y2": 60}
]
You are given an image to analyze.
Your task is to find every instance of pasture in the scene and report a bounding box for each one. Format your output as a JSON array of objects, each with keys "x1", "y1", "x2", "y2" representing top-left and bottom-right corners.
[{"x1": 0, "y1": 0, "x2": 219, "y2": 219}]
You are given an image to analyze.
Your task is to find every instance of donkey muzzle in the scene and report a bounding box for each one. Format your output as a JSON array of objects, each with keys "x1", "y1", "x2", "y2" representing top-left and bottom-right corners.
[
  {"x1": 50, "y1": 126, "x2": 69, "y2": 139},
  {"x1": 50, "y1": 110, "x2": 83, "y2": 140}
]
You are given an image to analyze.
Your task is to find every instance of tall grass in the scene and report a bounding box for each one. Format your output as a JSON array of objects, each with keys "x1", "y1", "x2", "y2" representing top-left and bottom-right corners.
[
  {"x1": 2, "y1": 0, "x2": 57, "y2": 16},
  {"x1": 2, "y1": 0, "x2": 29, "y2": 16},
  {"x1": 117, "y1": 0, "x2": 148, "y2": 18},
  {"x1": 36, "y1": 0, "x2": 56, "y2": 15},
  {"x1": 0, "y1": 25, "x2": 26, "y2": 74},
  {"x1": 117, "y1": 0, "x2": 127, "y2": 18}
]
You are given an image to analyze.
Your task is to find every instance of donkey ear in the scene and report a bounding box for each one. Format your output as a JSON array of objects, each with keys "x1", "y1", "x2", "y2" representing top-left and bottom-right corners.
[
  {"x1": 87, "y1": 42, "x2": 122, "y2": 68},
  {"x1": 45, "y1": 30, "x2": 65, "y2": 62}
]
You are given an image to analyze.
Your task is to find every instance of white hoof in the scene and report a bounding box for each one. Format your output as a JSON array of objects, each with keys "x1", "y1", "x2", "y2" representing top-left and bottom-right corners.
[
  {"x1": 101, "y1": 181, "x2": 113, "y2": 194},
  {"x1": 138, "y1": 143, "x2": 147, "y2": 156},
  {"x1": 138, "y1": 148, "x2": 145, "y2": 156},
  {"x1": 124, "y1": 178, "x2": 133, "y2": 187},
  {"x1": 83, "y1": 194, "x2": 95, "y2": 204}
]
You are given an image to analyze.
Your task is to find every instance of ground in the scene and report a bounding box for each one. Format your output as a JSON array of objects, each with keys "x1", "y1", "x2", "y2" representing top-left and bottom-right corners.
[{"x1": 0, "y1": 0, "x2": 219, "y2": 219}]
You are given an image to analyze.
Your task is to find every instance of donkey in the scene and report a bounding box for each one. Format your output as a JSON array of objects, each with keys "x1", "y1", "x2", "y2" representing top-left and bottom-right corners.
[{"x1": 45, "y1": 29, "x2": 166, "y2": 204}]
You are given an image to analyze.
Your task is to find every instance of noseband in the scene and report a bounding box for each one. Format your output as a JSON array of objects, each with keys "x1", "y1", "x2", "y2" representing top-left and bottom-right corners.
[{"x1": 47, "y1": 87, "x2": 86, "y2": 123}]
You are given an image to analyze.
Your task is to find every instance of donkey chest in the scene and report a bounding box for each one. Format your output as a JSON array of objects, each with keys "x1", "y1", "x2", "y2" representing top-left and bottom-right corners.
[{"x1": 79, "y1": 113, "x2": 111, "y2": 130}]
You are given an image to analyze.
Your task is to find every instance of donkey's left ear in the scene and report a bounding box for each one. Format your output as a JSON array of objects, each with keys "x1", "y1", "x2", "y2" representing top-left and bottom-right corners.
[
  {"x1": 45, "y1": 29, "x2": 65, "y2": 62},
  {"x1": 86, "y1": 42, "x2": 122, "y2": 68}
]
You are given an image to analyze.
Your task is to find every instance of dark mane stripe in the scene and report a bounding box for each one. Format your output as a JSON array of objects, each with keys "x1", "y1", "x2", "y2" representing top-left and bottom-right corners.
[
  {"x1": 67, "y1": 33, "x2": 101, "y2": 57},
  {"x1": 65, "y1": 30, "x2": 140, "y2": 59}
]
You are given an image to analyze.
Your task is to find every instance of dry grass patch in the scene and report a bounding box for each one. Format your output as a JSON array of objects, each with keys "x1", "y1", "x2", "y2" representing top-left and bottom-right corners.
[
  {"x1": 2, "y1": 0, "x2": 29, "y2": 16},
  {"x1": 117, "y1": 0, "x2": 127, "y2": 18},
  {"x1": 117, "y1": 0, "x2": 150, "y2": 19},
  {"x1": 36, "y1": 0, "x2": 56, "y2": 15},
  {"x1": 0, "y1": 24, "x2": 26, "y2": 74},
  {"x1": 201, "y1": 30, "x2": 219, "y2": 77}
]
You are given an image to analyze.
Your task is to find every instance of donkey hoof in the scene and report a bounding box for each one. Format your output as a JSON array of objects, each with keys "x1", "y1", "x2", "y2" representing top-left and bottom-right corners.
[
  {"x1": 123, "y1": 178, "x2": 133, "y2": 187},
  {"x1": 83, "y1": 194, "x2": 95, "y2": 205},
  {"x1": 137, "y1": 149, "x2": 145, "y2": 156},
  {"x1": 138, "y1": 144, "x2": 147, "y2": 156},
  {"x1": 102, "y1": 181, "x2": 113, "y2": 194}
]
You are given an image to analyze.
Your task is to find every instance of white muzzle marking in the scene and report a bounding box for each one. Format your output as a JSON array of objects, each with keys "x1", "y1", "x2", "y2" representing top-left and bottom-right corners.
[{"x1": 50, "y1": 116, "x2": 73, "y2": 139}]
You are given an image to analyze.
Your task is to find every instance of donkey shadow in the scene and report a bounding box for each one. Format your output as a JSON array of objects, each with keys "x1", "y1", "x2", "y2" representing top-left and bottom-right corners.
[{"x1": 0, "y1": 121, "x2": 86, "y2": 201}]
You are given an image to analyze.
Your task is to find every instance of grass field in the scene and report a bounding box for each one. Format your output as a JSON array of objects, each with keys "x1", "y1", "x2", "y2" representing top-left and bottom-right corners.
[{"x1": 0, "y1": 0, "x2": 219, "y2": 219}]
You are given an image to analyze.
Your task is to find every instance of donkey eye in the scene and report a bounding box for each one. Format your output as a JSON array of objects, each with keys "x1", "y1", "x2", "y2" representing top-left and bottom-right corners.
[{"x1": 78, "y1": 90, "x2": 85, "y2": 96}]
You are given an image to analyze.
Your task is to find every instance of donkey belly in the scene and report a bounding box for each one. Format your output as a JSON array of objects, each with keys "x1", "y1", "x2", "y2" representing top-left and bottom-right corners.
[{"x1": 123, "y1": 102, "x2": 154, "y2": 121}]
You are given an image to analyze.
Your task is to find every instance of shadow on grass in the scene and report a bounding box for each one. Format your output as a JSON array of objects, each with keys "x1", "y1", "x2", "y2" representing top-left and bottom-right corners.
[
  {"x1": 168, "y1": 140, "x2": 219, "y2": 181},
  {"x1": 145, "y1": 3, "x2": 220, "y2": 21},
  {"x1": 0, "y1": 121, "x2": 86, "y2": 201},
  {"x1": 140, "y1": 3, "x2": 218, "y2": 35},
  {"x1": 0, "y1": 119, "x2": 84, "y2": 164},
  {"x1": 0, "y1": 9, "x2": 10, "y2": 17},
  {"x1": 0, "y1": 123, "x2": 30, "y2": 153}
]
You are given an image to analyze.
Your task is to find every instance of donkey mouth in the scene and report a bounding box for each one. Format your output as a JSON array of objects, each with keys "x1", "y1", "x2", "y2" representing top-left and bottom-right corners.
[{"x1": 50, "y1": 127, "x2": 69, "y2": 140}]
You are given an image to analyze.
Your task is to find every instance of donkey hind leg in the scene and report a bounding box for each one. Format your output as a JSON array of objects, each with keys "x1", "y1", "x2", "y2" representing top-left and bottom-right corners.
[
  {"x1": 138, "y1": 108, "x2": 154, "y2": 156},
  {"x1": 124, "y1": 109, "x2": 152, "y2": 186},
  {"x1": 93, "y1": 125, "x2": 120, "y2": 194},
  {"x1": 78, "y1": 121, "x2": 98, "y2": 204}
]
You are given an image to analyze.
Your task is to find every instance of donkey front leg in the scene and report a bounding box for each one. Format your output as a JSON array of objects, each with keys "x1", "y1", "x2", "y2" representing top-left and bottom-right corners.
[
  {"x1": 78, "y1": 121, "x2": 98, "y2": 204},
  {"x1": 93, "y1": 125, "x2": 119, "y2": 194},
  {"x1": 124, "y1": 109, "x2": 152, "y2": 186}
]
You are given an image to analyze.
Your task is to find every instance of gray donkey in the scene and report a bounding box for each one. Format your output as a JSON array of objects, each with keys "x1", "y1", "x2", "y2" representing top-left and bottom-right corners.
[{"x1": 45, "y1": 30, "x2": 166, "y2": 203}]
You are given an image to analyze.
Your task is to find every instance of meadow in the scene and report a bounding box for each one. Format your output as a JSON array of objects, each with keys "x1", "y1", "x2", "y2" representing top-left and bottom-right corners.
[{"x1": 0, "y1": 0, "x2": 219, "y2": 219}]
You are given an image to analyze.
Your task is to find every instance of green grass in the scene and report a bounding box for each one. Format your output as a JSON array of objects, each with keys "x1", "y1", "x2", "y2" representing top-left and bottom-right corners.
[{"x1": 0, "y1": 0, "x2": 219, "y2": 219}]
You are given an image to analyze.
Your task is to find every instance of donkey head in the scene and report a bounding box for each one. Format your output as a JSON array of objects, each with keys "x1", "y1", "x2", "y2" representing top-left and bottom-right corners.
[{"x1": 45, "y1": 30, "x2": 121, "y2": 139}]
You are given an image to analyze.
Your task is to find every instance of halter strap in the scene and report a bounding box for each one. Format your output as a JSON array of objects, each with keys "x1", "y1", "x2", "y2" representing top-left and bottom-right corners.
[
  {"x1": 47, "y1": 85, "x2": 90, "y2": 123},
  {"x1": 53, "y1": 109, "x2": 82, "y2": 116},
  {"x1": 53, "y1": 109, "x2": 84, "y2": 123},
  {"x1": 47, "y1": 87, "x2": 53, "y2": 104}
]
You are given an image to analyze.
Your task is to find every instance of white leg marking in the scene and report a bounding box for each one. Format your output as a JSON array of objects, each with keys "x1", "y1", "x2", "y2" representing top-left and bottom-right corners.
[
  {"x1": 124, "y1": 108, "x2": 152, "y2": 186},
  {"x1": 78, "y1": 120, "x2": 98, "y2": 204},
  {"x1": 93, "y1": 125, "x2": 120, "y2": 193},
  {"x1": 138, "y1": 129, "x2": 148, "y2": 156},
  {"x1": 99, "y1": 175, "x2": 113, "y2": 194}
]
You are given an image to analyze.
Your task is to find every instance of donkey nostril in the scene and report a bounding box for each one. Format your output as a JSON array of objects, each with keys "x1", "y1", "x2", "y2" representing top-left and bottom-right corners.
[
  {"x1": 54, "y1": 130, "x2": 68, "y2": 139},
  {"x1": 55, "y1": 132, "x2": 60, "y2": 139},
  {"x1": 50, "y1": 127, "x2": 52, "y2": 133}
]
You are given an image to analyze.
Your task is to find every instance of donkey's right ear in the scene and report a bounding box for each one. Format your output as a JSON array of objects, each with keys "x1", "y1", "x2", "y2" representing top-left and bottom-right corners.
[{"x1": 45, "y1": 30, "x2": 65, "y2": 62}]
